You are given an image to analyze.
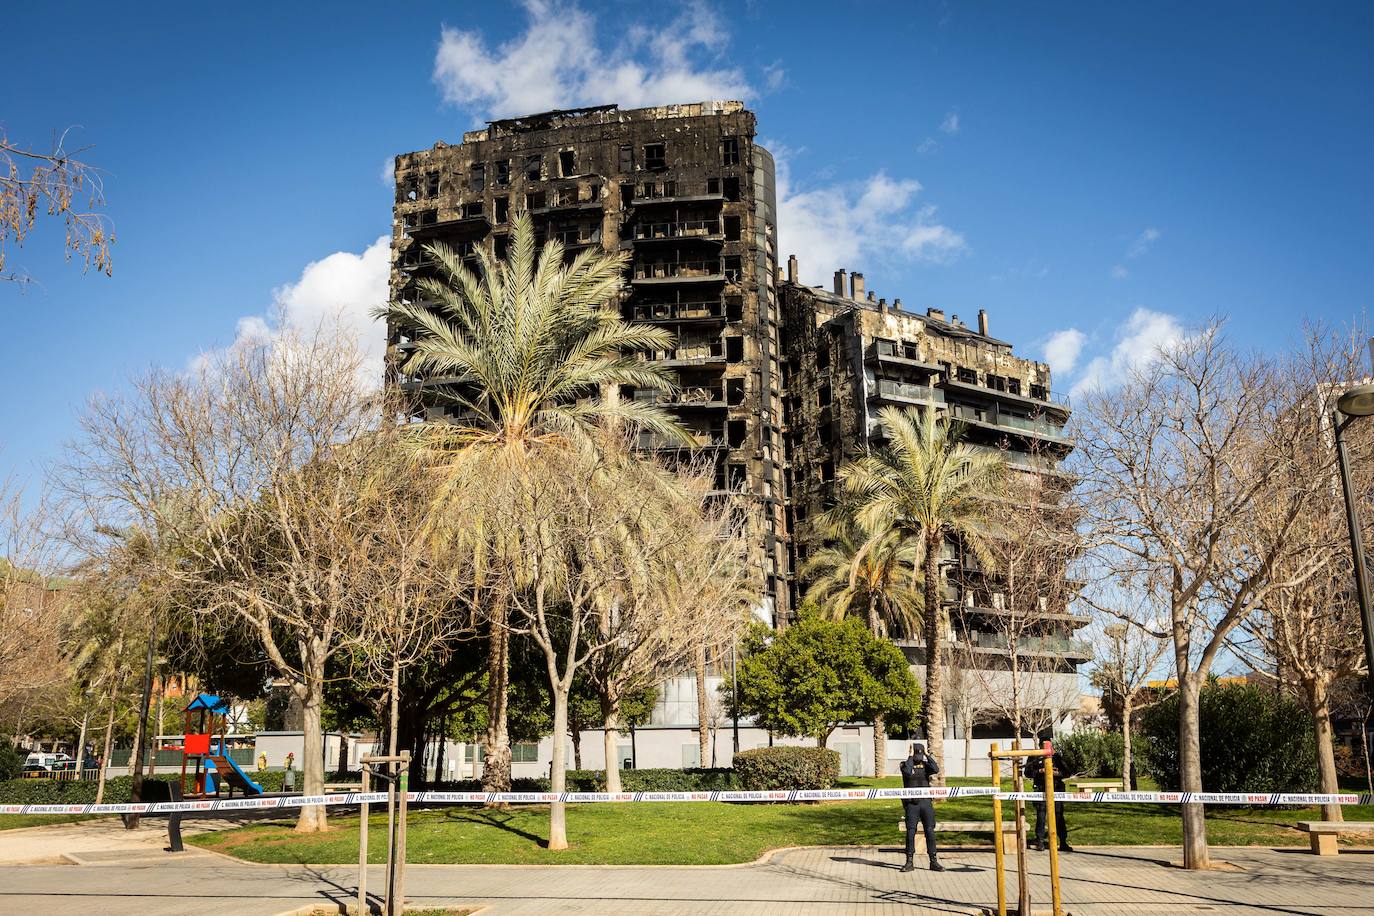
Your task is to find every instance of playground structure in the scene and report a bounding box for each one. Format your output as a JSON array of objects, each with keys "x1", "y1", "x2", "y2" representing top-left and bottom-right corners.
[
  {"x1": 180, "y1": 693, "x2": 264, "y2": 800},
  {"x1": 990, "y1": 740, "x2": 1064, "y2": 916}
]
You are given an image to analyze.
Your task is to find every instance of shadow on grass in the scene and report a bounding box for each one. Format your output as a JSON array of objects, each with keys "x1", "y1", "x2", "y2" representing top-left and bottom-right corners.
[{"x1": 439, "y1": 808, "x2": 549, "y2": 848}]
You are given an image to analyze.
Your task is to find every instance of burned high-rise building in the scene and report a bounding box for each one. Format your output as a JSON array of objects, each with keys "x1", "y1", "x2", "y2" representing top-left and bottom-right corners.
[{"x1": 389, "y1": 102, "x2": 790, "y2": 623}]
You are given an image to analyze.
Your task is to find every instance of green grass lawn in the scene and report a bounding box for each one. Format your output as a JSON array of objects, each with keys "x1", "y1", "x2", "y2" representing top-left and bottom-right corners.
[
  {"x1": 189, "y1": 776, "x2": 1374, "y2": 865},
  {"x1": 0, "y1": 813, "x2": 112, "y2": 830}
]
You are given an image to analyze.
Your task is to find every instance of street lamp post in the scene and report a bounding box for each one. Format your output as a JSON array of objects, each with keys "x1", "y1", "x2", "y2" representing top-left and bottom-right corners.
[{"x1": 1332, "y1": 383, "x2": 1374, "y2": 705}]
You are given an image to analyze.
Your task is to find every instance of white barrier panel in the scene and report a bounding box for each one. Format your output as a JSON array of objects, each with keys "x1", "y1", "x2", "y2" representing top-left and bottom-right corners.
[{"x1": 1, "y1": 788, "x2": 1370, "y2": 816}]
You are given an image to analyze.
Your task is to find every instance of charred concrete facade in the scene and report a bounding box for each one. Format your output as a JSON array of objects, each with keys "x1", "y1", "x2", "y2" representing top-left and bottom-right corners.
[
  {"x1": 778, "y1": 268, "x2": 1088, "y2": 739},
  {"x1": 389, "y1": 102, "x2": 790, "y2": 623}
]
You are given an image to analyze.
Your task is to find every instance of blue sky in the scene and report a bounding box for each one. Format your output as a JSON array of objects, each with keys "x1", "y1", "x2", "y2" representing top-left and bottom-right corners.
[{"x1": 2, "y1": 1, "x2": 1371, "y2": 491}]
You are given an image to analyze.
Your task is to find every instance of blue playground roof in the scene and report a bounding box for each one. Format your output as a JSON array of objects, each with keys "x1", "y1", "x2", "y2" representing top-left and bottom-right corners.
[{"x1": 185, "y1": 693, "x2": 230, "y2": 713}]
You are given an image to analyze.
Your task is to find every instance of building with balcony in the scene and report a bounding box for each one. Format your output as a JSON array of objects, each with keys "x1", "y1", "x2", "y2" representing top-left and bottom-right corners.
[{"x1": 389, "y1": 101, "x2": 790, "y2": 624}]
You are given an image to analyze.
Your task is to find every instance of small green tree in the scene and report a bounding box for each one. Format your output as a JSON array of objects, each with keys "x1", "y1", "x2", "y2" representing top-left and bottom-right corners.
[{"x1": 730, "y1": 616, "x2": 921, "y2": 749}]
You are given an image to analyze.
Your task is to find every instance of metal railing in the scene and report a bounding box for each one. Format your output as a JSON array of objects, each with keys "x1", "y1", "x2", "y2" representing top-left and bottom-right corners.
[
  {"x1": 633, "y1": 219, "x2": 722, "y2": 240},
  {"x1": 946, "y1": 403, "x2": 1066, "y2": 439},
  {"x1": 633, "y1": 385, "x2": 725, "y2": 406},
  {"x1": 633, "y1": 259, "x2": 724, "y2": 280},
  {"x1": 637, "y1": 428, "x2": 725, "y2": 450},
  {"x1": 629, "y1": 299, "x2": 725, "y2": 322},
  {"x1": 873, "y1": 379, "x2": 945, "y2": 405}
]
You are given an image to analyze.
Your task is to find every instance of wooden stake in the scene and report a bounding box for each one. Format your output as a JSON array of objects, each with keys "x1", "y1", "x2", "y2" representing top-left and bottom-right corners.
[
  {"x1": 989, "y1": 743, "x2": 1007, "y2": 916},
  {"x1": 1043, "y1": 740, "x2": 1063, "y2": 916},
  {"x1": 358, "y1": 763, "x2": 371, "y2": 915}
]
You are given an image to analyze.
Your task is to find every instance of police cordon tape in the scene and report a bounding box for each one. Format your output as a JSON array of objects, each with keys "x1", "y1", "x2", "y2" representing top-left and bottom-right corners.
[{"x1": 2, "y1": 787, "x2": 1372, "y2": 816}]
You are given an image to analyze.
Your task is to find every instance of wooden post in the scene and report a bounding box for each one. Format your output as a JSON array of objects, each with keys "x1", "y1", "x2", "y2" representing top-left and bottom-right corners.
[
  {"x1": 989, "y1": 743, "x2": 1007, "y2": 916},
  {"x1": 358, "y1": 763, "x2": 371, "y2": 915},
  {"x1": 397, "y1": 751, "x2": 411, "y2": 914},
  {"x1": 1043, "y1": 740, "x2": 1063, "y2": 916},
  {"x1": 1011, "y1": 739, "x2": 1030, "y2": 916}
]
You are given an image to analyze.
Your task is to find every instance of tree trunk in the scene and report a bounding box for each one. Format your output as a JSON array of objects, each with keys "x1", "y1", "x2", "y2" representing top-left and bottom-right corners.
[
  {"x1": 295, "y1": 650, "x2": 328, "y2": 833},
  {"x1": 602, "y1": 697, "x2": 622, "y2": 793},
  {"x1": 548, "y1": 681, "x2": 570, "y2": 850},
  {"x1": 94, "y1": 680, "x2": 120, "y2": 806},
  {"x1": 962, "y1": 722, "x2": 972, "y2": 780},
  {"x1": 922, "y1": 532, "x2": 946, "y2": 785},
  {"x1": 866, "y1": 594, "x2": 887, "y2": 778},
  {"x1": 388, "y1": 657, "x2": 400, "y2": 757},
  {"x1": 482, "y1": 618, "x2": 512, "y2": 794},
  {"x1": 1177, "y1": 675, "x2": 1209, "y2": 869},
  {"x1": 1307, "y1": 678, "x2": 1343, "y2": 823},
  {"x1": 1121, "y1": 693, "x2": 1135, "y2": 792},
  {"x1": 571, "y1": 723, "x2": 583, "y2": 772},
  {"x1": 75, "y1": 708, "x2": 90, "y2": 776},
  {"x1": 694, "y1": 645, "x2": 710, "y2": 768}
]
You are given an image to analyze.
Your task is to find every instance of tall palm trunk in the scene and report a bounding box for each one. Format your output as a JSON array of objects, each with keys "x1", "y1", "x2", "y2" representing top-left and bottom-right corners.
[
  {"x1": 866, "y1": 594, "x2": 887, "y2": 778},
  {"x1": 922, "y1": 530, "x2": 946, "y2": 784},
  {"x1": 482, "y1": 594, "x2": 512, "y2": 793}
]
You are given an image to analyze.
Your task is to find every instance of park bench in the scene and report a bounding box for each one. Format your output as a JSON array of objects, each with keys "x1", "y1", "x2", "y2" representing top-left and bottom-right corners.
[
  {"x1": 1297, "y1": 821, "x2": 1374, "y2": 855},
  {"x1": 899, "y1": 818, "x2": 1017, "y2": 854},
  {"x1": 1066, "y1": 779, "x2": 1124, "y2": 793}
]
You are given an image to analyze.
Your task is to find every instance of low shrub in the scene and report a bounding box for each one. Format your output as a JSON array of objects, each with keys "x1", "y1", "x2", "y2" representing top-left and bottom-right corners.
[
  {"x1": 562, "y1": 768, "x2": 739, "y2": 792},
  {"x1": 427, "y1": 777, "x2": 553, "y2": 793},
  {"x1": 1137, "y1": 681, "x2": 1318, "y2": 794},
  {"x1": 0, "y1": 744, "x2": 21, "y2": 781},
  {"x1": 1054, "y1": 730, "x2": 1124, "y2": 779},
  {"x1": 732, "y1": 746, "x2": 840, "y2": 790}
]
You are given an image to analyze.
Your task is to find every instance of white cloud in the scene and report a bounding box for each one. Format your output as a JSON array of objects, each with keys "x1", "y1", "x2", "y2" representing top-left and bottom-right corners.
[
  {"x1": 763, "y1": 61, "x2": 787, "y2": 92},
  {"x1": 433, "y1": 0, "x2": 752, "y2": 119},
  {"x1": 917, "y1": 137, "x2": 939, "y2": 155},
  {"x1": 940, "y1": 111, "x2": 960, "y2": 135},
  {"x1": 197, "y1": 237, "x2": 392, "y2": 386},
  {"x1": 1126, "y1": 227, "x2": 1161, "y2": 259},
  {"x1": 380, "y1": 157, "x2": 395, "y2": 186},
  {"x1": 1043, "y1": 329, "x2": 1087, "y2": 376},
  {"x1": 774, "y1": 149, "x2": 968, "y2": 286},
  {"x1": 1070, "y1": 307, "x2": 1186, "y2": 397},
  {"x1": 1110, "y1": 264, "x2": 1129, "y2": 280}
]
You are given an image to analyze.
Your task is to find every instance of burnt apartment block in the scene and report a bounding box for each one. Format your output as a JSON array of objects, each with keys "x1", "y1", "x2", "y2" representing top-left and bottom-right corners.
[
  {"x1": 778, "y1": 268, "x2": 1088, "y2": 719},
  {"x1": 389, "y1": 102, "x2": 790, "y2": 623}
]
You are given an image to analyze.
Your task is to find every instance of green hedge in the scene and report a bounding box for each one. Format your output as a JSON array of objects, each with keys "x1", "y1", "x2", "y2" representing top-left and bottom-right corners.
[
  {"x1": 0, "y1": 745, "x2": 21, "y2": 782},
  {"x1": 1054, "y1": 730, "x2": 1125, "y2": 779},
  {"x1": 1137, "y1": 681, "x2": 1318, "y2": 794},
  {"x1": 732, "y1": 747, "x2": 839, "y2": 790},
  {"x1": 563, "y1": 768, "x2": 739, "y2": 792}
]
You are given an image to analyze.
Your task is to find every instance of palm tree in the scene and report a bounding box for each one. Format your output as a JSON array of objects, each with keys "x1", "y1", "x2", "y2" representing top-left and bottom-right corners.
[
  {"x1": 801, "y1": 516, "x2": 921, "y2": 777},
  {"x1": 378, "y1": 212, "x2": 685, "y2": 792},
  {"x1": 840, "y1": 406, "x2": 1004, "y2": 781}
]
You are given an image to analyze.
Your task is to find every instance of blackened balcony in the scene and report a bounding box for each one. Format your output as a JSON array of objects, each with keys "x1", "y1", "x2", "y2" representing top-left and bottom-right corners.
[
  {"x1": 630, "y1": 219, "x2": 724, "y2": 244},
  {"x1": 627, "y1": 298, "x2": 726, "y2": 324},
  {"x1": 632, "y1": 385, "x2": 726, "y2": 409},
  {"x1": 869, "y1": 378, "x2": 946, "y2": 407},
  {"x1": 632, "y1": 259, "x2": 725, "y2": 284}
]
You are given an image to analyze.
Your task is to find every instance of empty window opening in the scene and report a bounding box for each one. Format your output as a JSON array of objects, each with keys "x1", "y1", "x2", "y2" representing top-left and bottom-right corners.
[
  {"x1": 818, "y1": 381, "x2": 832, "y2": 407},
  {"x1": 725, "y1": 336, "x2": 745, "y2": 363},
  {"x1": 494, "y1": 196, "x2": 509, "y2": 223},
  {"x1": 724, "y1": 256, "x2": 742, "y2": 281},
  {"x1": 726, "y1": 378, "x2": 745, "y2": 406},
  {"x1": 723, "y1": 176, "x2": 741, "y2": 201},
  {"x1": 1008, "y1": 378, "x2": 1023, "y2": 396},
  {"x1": 425, "y1": 172, "x2": 440, "y2": 198},
  {"x1": 402, "y1": 175, "x2": 419, "y2": 202},
  {"x1": 724, "y1": 215, "x2": 741, "y2": 240},
  {"x1": 526, "y1": 190, "x2": 546, "y2": 211},
  {"x1": 495, "y1": 159, "x2": 511, "y2": 187},
  {"x1": 957, "y1": 366, "x2": 978, "y2": 384},
  {"x1": 644, "y1": 143, "x2": 667, "y2": 170},
  {"x1": 820, "y1": 459, "x2": 835, "y2": 482},
  {"x1": 525, "y1": 154, "x2": 542, "y2": 181},
  {"x1": 470, "y1": 164, "x2": 485, "y2": 191},
  {"x1": 727, "y1": 419, "x2": 748, "y2": 449},
  {"x1": 558, "y1": 150, "x2": 576, "y2": 177},
  {"x1": 987, "y1": 374, "x2": 1008, "y2": 392},
  {"x1": 727, "y1": 463, "x2": 746, "y2": 490},
  {"x1": 816, "y1": 345, "x2": 830, "y2": 371},
  {"x1": 726, "y1": 297, "x2": 743, "y2": 322},
  {"x1": 619, "y1": 182, "x2": 635, "y2": 206},
  {"x1": 1030, "y1": 383, "x2": 1048, "y2": 401},
  {"x1": 721, "y1": 137, "x2": 740, "y2": 166},
  {"x1": 619, "y1": 144, "x2": 634, "y2": 172},
  {"x1": 707, "y1": 177, "x2": 721, "y2": 195},
  {"x1": 903, "y1": 341, "x2": 920, "y2": 360},
  {"x1": 494, "y1": 235, "x2": 508, "y2": 259},
  {"x1": 462, "y1": 201, "x2": 483, "y2": 219}
]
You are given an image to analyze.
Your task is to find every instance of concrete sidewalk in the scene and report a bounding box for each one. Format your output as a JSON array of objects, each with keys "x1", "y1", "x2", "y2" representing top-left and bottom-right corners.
[{"x1": 1, "y1": 842, "x2": 1373, "y2": 914}]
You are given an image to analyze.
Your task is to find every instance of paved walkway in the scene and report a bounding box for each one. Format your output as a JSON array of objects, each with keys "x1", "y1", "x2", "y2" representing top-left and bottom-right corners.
[{"x1": 2, "y1": 823, "x2": 1373, "y2": 914}]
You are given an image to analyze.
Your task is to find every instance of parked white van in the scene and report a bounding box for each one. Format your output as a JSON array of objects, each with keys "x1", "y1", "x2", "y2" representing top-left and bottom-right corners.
[{"x1": 22, "y1": 752, "x2": 73, "y2": 772}]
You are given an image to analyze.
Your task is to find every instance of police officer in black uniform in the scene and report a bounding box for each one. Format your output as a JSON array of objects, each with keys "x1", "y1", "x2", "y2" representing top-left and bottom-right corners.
[
  {"x1": 1024, "y1": 747, "x2": 1072, "y2": 852},
  {"x1": 899, "y1": 743, "x2": 945, "y2": 872}
]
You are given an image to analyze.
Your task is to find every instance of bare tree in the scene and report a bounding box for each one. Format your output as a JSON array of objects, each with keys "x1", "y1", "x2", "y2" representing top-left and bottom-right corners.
[
  {"x1": 1076, "y1": 324, "x2": 1326, "y2": 868},
  {"x1": 62, "y1": 322, "x2": 385, "y2": 832},
  {"x1": 953, "y1": 470, "x2": 1084, "y2": 745},
  {"x1": 0, "y1": 482, "x2": 68, "y2": 718},
  {"x1": 1231, "y1": 327, "x2": 1374, "y2": 821},
  {"x1": 1087, "y1": 605, "x2": 1171, "y2": 790},
  {"x1": 1, "y1": 129, "x2": 113, "y2": 284}
]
